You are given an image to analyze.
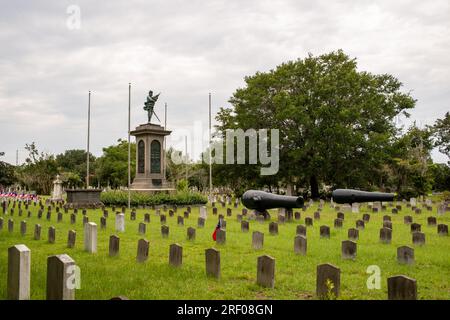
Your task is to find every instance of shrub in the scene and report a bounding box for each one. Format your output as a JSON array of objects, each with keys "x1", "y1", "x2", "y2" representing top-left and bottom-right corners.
[{"x1": 100, "y1": 190, "x2": 207, "y2": 207}]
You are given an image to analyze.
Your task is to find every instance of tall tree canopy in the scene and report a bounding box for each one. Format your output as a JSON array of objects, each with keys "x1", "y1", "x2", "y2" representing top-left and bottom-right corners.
[
  {"x1": 216, "y1": 50, "x2": 416, "y2": 198},
  {"x1": 431, "y1": 112, "x2": 450, "y2": 162}
]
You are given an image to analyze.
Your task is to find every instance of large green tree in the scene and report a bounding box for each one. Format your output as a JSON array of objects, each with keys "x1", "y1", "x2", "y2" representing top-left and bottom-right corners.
[
  {"x1": 431, "y1": 112, "x2": 450, "y2": 162},
  {"x1": 216, "y1": 50, "x2": 416, "y2": 198}
]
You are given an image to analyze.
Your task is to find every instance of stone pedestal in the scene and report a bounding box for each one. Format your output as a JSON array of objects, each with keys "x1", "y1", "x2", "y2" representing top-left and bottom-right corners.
[
  {"x1": 51, "y1": 175, "x2": 64, "y2": 201},
  {"x1": 130, "y1": 123, "x2": 173, "y2": 190}
]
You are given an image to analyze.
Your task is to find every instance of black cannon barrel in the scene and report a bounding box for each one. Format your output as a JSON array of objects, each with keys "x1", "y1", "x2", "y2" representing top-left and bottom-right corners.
[
  {"x1": 332, "y1": 189, "x2": 394, "y2": 204},
  {"x1": 242, "y1": 190, "x2": 304, "y2": 211}
]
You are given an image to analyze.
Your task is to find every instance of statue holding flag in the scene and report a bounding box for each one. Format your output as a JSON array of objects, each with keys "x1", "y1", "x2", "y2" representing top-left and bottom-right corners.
[{"x1": 143, "y1": 90, "x2": 161, "y2": 123}]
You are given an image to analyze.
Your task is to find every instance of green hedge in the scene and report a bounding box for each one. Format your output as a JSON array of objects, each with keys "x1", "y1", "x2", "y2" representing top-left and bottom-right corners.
[{"x1": 100, "y1": 190, "x2": 208, "y2": 207}]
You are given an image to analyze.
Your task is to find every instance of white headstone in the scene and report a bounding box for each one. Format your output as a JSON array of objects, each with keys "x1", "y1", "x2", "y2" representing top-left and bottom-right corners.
[
  {"x1": 51, "y1": 175, "x2": 64, "y2": 201},
  {"x1": 351, "y1": 203, "x2": 359, "y2": 213},
  {"x1": 200, "y1": 206, "x2": 207, "y2": 219},
  {"x1": 115, "y1": 213, "x2": 125, "y2": 232},
  {"x1": 84, "y1": 222, "x2": 97, "y2": 253}
]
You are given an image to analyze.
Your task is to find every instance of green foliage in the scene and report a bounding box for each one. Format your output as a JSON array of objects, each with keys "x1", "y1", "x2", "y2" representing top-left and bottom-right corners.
[
  {"x1": 100, "y1": 190, "x2": 207, "y2": 206},
  {"x1": 55, "y1": 149, "x2": 96, "y2": 186},
  {"x1": 176, "y1": 178, "x2": 189, "y2": 192},
  {"x1": 95, "y1": 139, "x2": 136, "y2": 188},
  {"x1": 0, "y1": 160, "x2": 16, "y2": 187},
  {"x1": 215, "y1": 50, "x2": 416, "y2": 197},
  {"x1": 431, "y1": 111, "x2": 450, "y2": 161}
]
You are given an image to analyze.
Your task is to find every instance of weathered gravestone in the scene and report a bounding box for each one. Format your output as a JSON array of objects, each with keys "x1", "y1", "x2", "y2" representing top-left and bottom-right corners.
[
  {"x1": 183, "y1": 211, "x2": 189, "y2": 219},
  {"x1": 316, "y1": 263, "x2": 340, "y2": 299},
  {"x1": 252, "y1": 231, "x2": 264, "y2": 249},
  {"x1": 99, "y1": 216, "x2": 106, "y2": 229},
  {"x1": 297, "y1": 225, "x2": 307, "y2": 237},
  {"x1": 46, "y1": 254, "x2": 76, "y2": 300},
  {"x1": 138, "y1": 222, "x2": 146, "y2": 235},
  {"x1": 314, "y1": 211, "x2": 320, "y2": 220},
  {"x1": 437, "y1": 224, "x2": 448, "y2": 236},
  {"x1": 241, "y1": 220, "x2": 249, "y2": 232},
  {"x1": 362, "y1": 213, "x2": 370, "y2": 222},
  {"x1": 342, "y1": 240, "x2": 357, "y2": 260},
  {"x1": 115, "y1": 213, "x2": 125, "y2": 232},
  {"x1": 144, "y1": 213, "x2": 150, "y2": 223},
  {"x1": 82, "y1": 216, "x2": 89, "y2": 226},
  {"x1": 356, "y1": 220, "x2": 365, "y2": 230},
  {"x1": 427, "y1": 216, "x2": 437, "y2": 226},
  {"x1": 205, "y1": 248, "x2": 220, "y2": 278},
  {"x1": 67, "y1": 230, "x2": 76, "y2": 248},
  {"x1": 410, "y1": 223, "x2": 421, "y2": 233},
  {"x1": 7, "y1": 244, "x2": 30, "y2": 300},
  {"x1": 109, "y1": 235, "x2": 120, "y2": 257},
  {"x1": 269, "y1": 222, "x2": 278, "y2": 235},
  {"x1": 198, "y1": 217, "x2": 205, "y2": 228},
  {"x1": 305, "y1": 217, "x2": 313, "y2": 226},
  {"x1": 383, "y1": 215, "x2": 391, "y2": 222},
  {"x1": 337, "y1": 212, "x2": 345, "y2": 220},
  {"x1": 320, "y1": 225, "x2": 330, "y2": 239},
  {"x1": 70, "y1": 213, "x2": 76, "y2": 224},
  {"x1": 20, "y1": 221, "x2": 26, "y2": 236},
  {"x1": 404, "y1": 216, "x2": 413, "y2": 225},
  {"x1": 48, "y1": 227, "x2": 56, "y2": 244},
  {"x1": 380, "y1": 227, "x2": 392, "y2": 244},
  {"x1": 387, "y1": 275, "x2": 417, "y2": 300},
  {"x1": 161, "y1": 225, "x2": 169, "y2": 238},
  {"x1": 348, "y1": 228, "x2": 359, "y2": 240},
  {"x1": 216, "y1": 229, "x2": 226, "y2": 245},
  {"x1": 294, "y1": 211, "x2": 301, "y2": 220},
  {"x1": 294, "y1": 235, "x2": 307, "y2": 255},
  {"x1": 169, "y1": 243, "x2": 183, "y2": 267},
  {"x1": 256, "y1": 255, "x2": 275, "y2": 288},
  {"x1": 34, "y1": 224, "x2": 41, "y2": 240},
  {"x1": 383, "y1": 221, "x2": 393, "y2": 230},
  {"x1": 187, "y1": 227, "x2": 196, "y2": 240},
  {"x1": 136, "y1": 239, "x2": 149, "y2": 263},
  {"x1": 177, "y1": 216, "x2": 184, "y2": 226},
  {"x1": 84, "y1": 222, "x2": 97, "y2": 253},
  {"x1": 334, "y1": 218, "x2": 343, "y2": 229},
  {"x1": 412, "y1": 232, "x2": 425, "y2": 245},
  {"x1": 397, "y1": 246, "x2": 414, "y2": 264},
  {"x1": 0, "y1": 217, "x2": 3, "y2": 230},
  {"x1": 8, "y1": 219, "x2": 14, "y2": 232}
]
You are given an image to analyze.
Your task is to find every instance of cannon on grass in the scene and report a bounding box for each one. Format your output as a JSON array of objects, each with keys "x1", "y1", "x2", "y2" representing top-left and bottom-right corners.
[{"x1": 242, "y1": 190, "x2": 304, "y2": 219}]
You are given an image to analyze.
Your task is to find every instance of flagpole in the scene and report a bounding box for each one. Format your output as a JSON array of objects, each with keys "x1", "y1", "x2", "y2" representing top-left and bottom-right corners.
[
  {"x1": 208, "y1": 92, "x2": 212, "y2": 196},
  {"x1": 86, "y1": 91, "x2": 91, "y2": 189},
  {"x1": 127, "y1": 83, "x2": 131, "y2": 209}
]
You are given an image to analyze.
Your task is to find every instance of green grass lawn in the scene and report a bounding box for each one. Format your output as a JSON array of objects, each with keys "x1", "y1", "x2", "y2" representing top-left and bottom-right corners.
[{"x1": 0, "y1": 200, "x2": 449, "y2": 300}]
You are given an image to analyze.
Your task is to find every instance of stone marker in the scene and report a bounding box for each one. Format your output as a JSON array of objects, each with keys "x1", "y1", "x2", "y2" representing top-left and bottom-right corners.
[
  {"x1": 138, "y1": 222, "x2": 146, "y2": 235},
  {"x1": 348, "y1": 228, "x2": 359, "y2": 240},
  {"x1": 7, "y1": 244, "x2": 31, "y2": 300},
  {"x1": 144, "y1": 213, "x2": 150, "y2": 223},
  {"x1": 83, "y1": 216, "x2": 89, "y2": 226},
  {"x1": 198, "y1": 217, "x2": 205, "y2": 228},
  {"x1": 70, "y1": 213, "x2": 76, "y2": 224},
  {"x1": 177, "y1": 216, "x2": 184, "y2": 226},
  {"x1": 46, "y1": 211, "x2": 51, "y2": 221},
  {"x1": 67, "y1": 230, "x2": 76, "y2": 248},
  {"x1": 252, "y1": 231, "x2": 264, "y2": 249},
  {"x1": 334, "y1": 218, "x2": 343, "y2": 228},
  {"x1": 383, "y1": 215, "x2": 391, "y2": 222},
  {"x1": 412, "y1": 231, "x2": 425, "y2": 246},
  {"x1": 130, "y1": 211, "x2": 136, "y2": 221},
  {"x1": 109, "y1": 235, "x2": 120, "y2": 257},
  {"x1": 437, "y1": 224, "x2": 448, "y2": 236},
  {"x1": 187, "y1": 227, "x2": 196, "y2": 240},
  {"x1": 20, "y1": 221, "x2": 26, "y2": 236},
  {"x1": 256, "y1": 255, "x2": 275, "y2": 288},
  {"x1": 169, "y1": 243, "x2": 183, "y2": 267},
  {"x1": 278, "y1": 214, "x2": 285, "y2": 224},
  {"x1": 380, "y1": 227, "x2": 392, "y2": 244},
  {"x1": 404, "y1": 216, "x2": 413, "y2": 224},
  {"x1": 84, "y1": 222, "x2": 97, "y2": 253},
  {"x1": 241, "y1": 220, "x2": 249, "y2": 232},
  {"x1": 269, "y1": 222, "x2": 278, "y2": 235},
  {"x1": 216, "y1": 229, "x2": 226, "y2": 244},
  {"x1": 410, "y1": 223, "x2": 421, "y2": 233},
  {"x1": 199, "y1": 206, "x2": 207, "y2": 219},
  {"x1": 397, "y1": 246, "x2": 414, "y2": 264},
  {"x1": 46, "y1": 254, "x2": 76, "y2": 300},
  {"x1": 136, "y1": 239, "x2": 149, "y2": 263},
  {"x1": 314, "y1": 211, "x2": 320, "y2": 220},
  {"x1": 99, "y1": 216, "x2": 106, "y2": 229},
  {"x1": 295, "y1": 211, "x2": 301, "y2": 220},
  {"x1": 356, "y1": 220, "x2": 365, "y2": 230},
  {"x1": 392, "y1": 208, "x2": 398, "y2": 214},
  {"x1": 294, "y1": 235, "x2": 307, "y2": 255},
  {"x1": 0, "y1": 217, "x2": 3, "y2": 230},
  {"x1": 183, "y1": 211, "x2": 189, "y2": 219},
  {"x1": 341, "y1": 240, "x2": 357, "y2": 260},
  {"x1": 115, "y1": 213, "x2": 125, "y2": 232},
  {"x1": 34, "y1": 224, "x2": 41, "y2": 240},
  {"x1": 316, "y1": 263, "x2": 340, "y2": 299},
  {"x1": 57, "y1": 212, "x2": 63, "y2": 222},
  {"x1": 362, "y1": 213, "x2": 370, "y2": 222},
  {"x1": 297, "y1": 225, "x2": 307, "y2": 236},
  {"x1": 8, "y1": 219, "x2": 14, "y2": 232},
  {"x1": 205, "y1": 248, "x2": 220, "y2": 278},
  {"x1": 383, "y1": 221, "x2": 393, "y2": 230},
  {"x1": 337, "y1": 212, "x2": 345, "y2": 220},
  {"x1": 48, "y1": 227, "x2": 56, "y2": 243},
  {"x1": 305, "y1": 217, "x2": 313, "y2": 226},
  {"x1": 320, "y1": 225, "x2": 330, "y2": 239},
  {"x1": 387, "y1": 275, "x2": 417, "y2": 300},
  {"x1": 227, "y1": 208, "x2": 232, "y2": 216},
  {"x1": 427, "y1": 216, "x2": 437, "y2": 226},
  {"x1": 161, "y1": 225, "x2": 169, "y2": 238}
]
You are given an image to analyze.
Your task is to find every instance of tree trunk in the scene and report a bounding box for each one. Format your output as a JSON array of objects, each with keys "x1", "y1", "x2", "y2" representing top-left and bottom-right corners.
[{"x1": 310, "y1": 175, "x2": 319, "y2": 199}]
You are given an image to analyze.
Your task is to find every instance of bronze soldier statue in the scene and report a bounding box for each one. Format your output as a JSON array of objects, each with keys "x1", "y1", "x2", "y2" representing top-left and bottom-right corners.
[{"x1": 143, "y1": 90, "x2": 160, "y2": 123}]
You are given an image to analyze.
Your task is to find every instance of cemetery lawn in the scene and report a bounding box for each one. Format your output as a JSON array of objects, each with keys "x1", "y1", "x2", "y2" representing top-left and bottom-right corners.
[{"x1": 0, "y1": 202, "x2": 449, "y2": 300}]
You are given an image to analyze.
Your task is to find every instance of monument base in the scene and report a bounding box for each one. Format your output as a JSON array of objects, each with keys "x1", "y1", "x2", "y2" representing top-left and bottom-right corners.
[{"x1": 65, "y1": 189, "x2": 103, "y2": 209}]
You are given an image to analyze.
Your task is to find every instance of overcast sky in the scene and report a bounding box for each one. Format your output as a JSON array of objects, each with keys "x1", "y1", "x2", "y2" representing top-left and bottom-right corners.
[{"x1": 0, "y1": 0, "x2": 449, "y2": 165}]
